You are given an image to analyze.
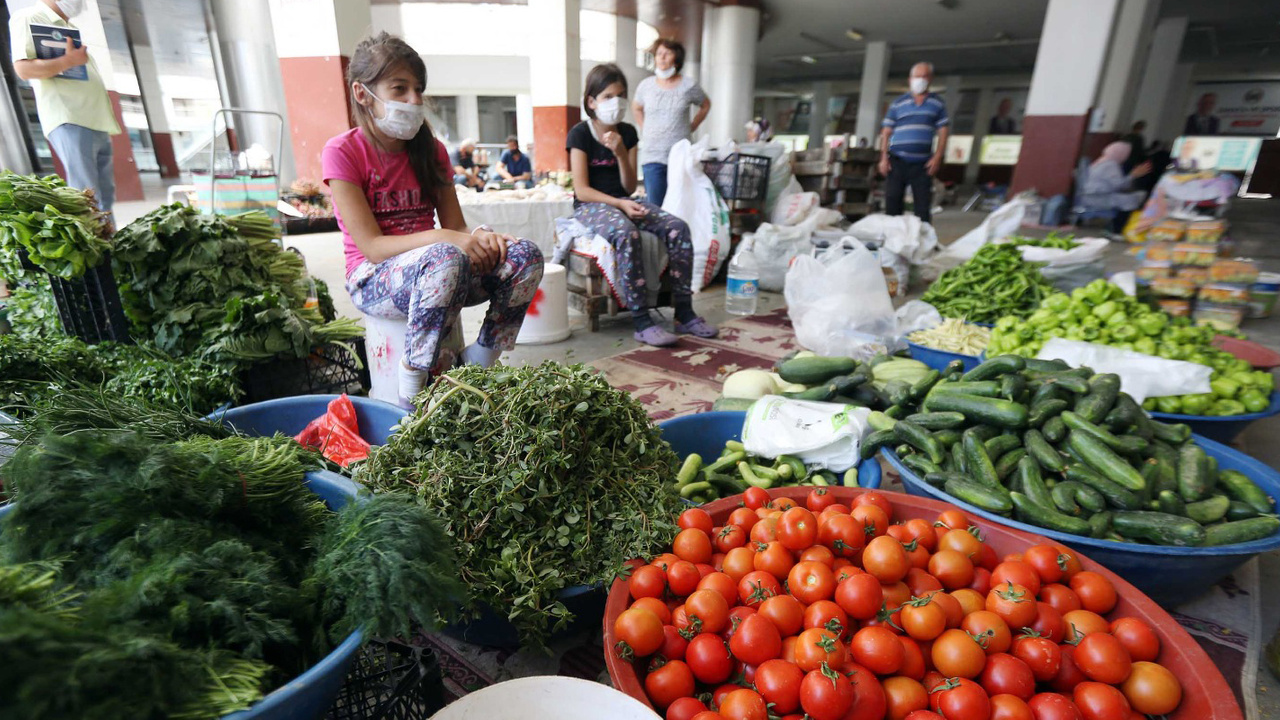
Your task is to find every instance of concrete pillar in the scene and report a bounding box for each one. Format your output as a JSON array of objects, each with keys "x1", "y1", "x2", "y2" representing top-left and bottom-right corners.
[
  {"x1": 808, "y1": 81, "x2": 831, "y2": 152},
  {"x1": 1093, "y1": 0, "x2": 1159, "y2": 136},
  {"x1": 529, "y1": 0, "x2": 581, "y2": 172},
  {"x1": 614, "y1": 14, "x2": 646, "y2": 98},
  {"x1": 1011, "y1": 0, "x2": 1121, "y2": 196},
  {"x1": 854, "y1": 41, "x2": 890, "y2": 147},
  {"x1": 942, "y1": 75, "x2": 962, "y2": 121},
  {"x1": 704, "y1": 4, "x2": 759, "y2": 146},
  {"x1": 1156, "y1": 62, "x2": 1194, "y2": 144},
  {"x1": 457, "y1": 94, "x2": 481, "y2": 143},
  {"x1": 265, "y1": 0, "x2": 371, "y2": 184},
  {"x1": 965, "y1": 85, "x2": 997, "y2": 184},
  {"x1": 516, "y1": 94, "x2": 534, "y2": 154},
  {"x1": 1130, "y1": 17, "x2": 1188, "y2": 138},
  {"x1": 129, "y1": 44, "x2": 180, "y2": 178},
  {"x1": 211, "y1": 0, "x2": 298, "y2": 184}
]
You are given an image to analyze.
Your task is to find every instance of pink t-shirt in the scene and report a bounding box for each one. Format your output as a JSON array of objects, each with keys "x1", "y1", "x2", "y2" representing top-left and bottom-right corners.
[{"x1": 321, "y1": 128, "x2": 452, "y2": 276}]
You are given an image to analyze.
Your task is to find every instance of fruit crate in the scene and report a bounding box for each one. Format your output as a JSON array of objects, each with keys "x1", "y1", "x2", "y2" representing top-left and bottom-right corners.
[
  {"x1": 238, "y1": 338, "x2": 371, "y2": 404},
  {"x1": 326, "y1": 639, "x2": 446, "y2": 720},
  {"x1": 17, "y1": 249, "x2": 131, "y2": 344}
]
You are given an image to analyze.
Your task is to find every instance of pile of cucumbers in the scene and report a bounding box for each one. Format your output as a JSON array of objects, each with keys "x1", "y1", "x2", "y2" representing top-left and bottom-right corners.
[
  {"x1": 673, "y1": 440, "x2": 860, "y2": 504},
  {"x1": 863, "y1": 354, "x2": 1279, "y2": 547},
  {"x1": 713, "y1": 353, "x2": 936, "y2": 412}
]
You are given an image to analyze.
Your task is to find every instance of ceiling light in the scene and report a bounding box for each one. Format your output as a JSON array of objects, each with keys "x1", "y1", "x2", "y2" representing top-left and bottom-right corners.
[
  {"x1": 846, "y1": 28, "x2": 864, "y2": 41},
  {"x1": 800, "y1": 55, "x2": 818, "y2": 64}
]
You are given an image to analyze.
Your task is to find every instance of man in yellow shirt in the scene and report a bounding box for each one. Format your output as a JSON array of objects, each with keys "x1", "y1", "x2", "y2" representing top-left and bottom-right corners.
[{"x1": 8, "y1": 0, "x2": 121, "y2": 214}]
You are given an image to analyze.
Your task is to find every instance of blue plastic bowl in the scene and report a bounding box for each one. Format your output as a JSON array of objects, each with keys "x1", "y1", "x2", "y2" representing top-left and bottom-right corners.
[
  {"x1": 658, "y1": 411, "x2": 882, "y2": 489},
  {"x1": 1150, "y1": 391, "x2": 1280, "y2": 444},
  {"x1": 908, "y1": 341, "x2": 982, "y2": 374},
  {"x1": 0, "y1": 470, "x2": 366, "y2": 720},
  {"x1": 884, "y1": 434, "x2": 1280, "y2": 605},
  {"x1": 208, "y1": 395, "x2": 409, "y2": 446}
]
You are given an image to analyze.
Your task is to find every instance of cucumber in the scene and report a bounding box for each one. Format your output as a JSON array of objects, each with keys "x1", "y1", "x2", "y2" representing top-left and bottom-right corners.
[
  {"x1": 1226, "y1": 500, "x2": 1261, "y2": 521},
  {"x1": 738, "y1": 462, "x2": 773, "y2": 489},
  {"x1": 984, "y1": 434, "x2": 1022, "y2": 461},
  {"x1": 852, "y1": 384, "x2": 886, "y2": 408},
  {"x1": 995, "y1": 448, "x2": 1027, "y2": 482},
  {"x1": 1147, "y1": 440, "x2": 1181, "y2": 469},
  {"x1": 910, "y1": 369, "x2": 942, "y2": 400},
  {"x1": 1219, "y1": 469, "x2": 1274, "y2": 514},
  {"x1": 704, "y1": 451, "x2": 745, "y2": 475},
  {"x1": 1113, "y1": 435, "x2": 1150, "y2": 456},
  {"x1": 1042, "y1": 416, "x2": 1068, "y2": 444},
  {"x1": 885, "y1": 404, "x2": 908, "y2": 420},
  {"x1": 1088, "y1": 511, "x2": 1114, "y2": 538},
  {"x1": 861, "y1": 429, "x2": 897, "y2": 461},
  {"x1": 778, "y1": 455, "x2": 808, "y2": 482},
  {"x1": 1030, "y1": 381, "x2": 1066, "y2": 408},
  {"x1": 1051, "y1": 481, "x2": 1085, "y2": 516},
  {"x1": 1024, "y1": 429, "x2": 1066, "y2": 473},
  {"x1": 894, "y1": 421, "x2": 946, "y2": 464},
  {"x1": 1024, "y1": 358, "x2": 1070, "y2": 373},
  {"x1": 1150, "y1": 419, "x2": 1192, "y2": 445},
  {"x1": 706, "y1": 472, "x2": 748, "y2": 496},
  {"x1": 1029, "y1": 371, "x2": 1089, "y2": 394},
  {"x1": 884, "y1": 380, "x2": 914, "y2": 407},
  {"x1": 945, "y1": 477, "x2": 1013, "y2": 514},
  {"x1": 1001, "y1": 374, "x2": 1028, "y2": 403},
  {"x1": 1065, "y1": 463, "x2": 1143, "y2": 510},
  {"x1": 961, "y1": 354, "x2": 1026, "y2": 382},
  {"x1": 1074, "y1": 373, "x2": 1121, "y2": 423},
  {"x1": 963, "y1": 430, "x2": 1001, "y2": 488},
  {"x1": 943, "y1": 359, "x2": 966, "y2": 377},
  {"x1": 933, "y1": 429, "x2": 962, "y2": 448},
  {"x1": 785, "y1": 385, "x2": 837, "y2": 401},
  {"x1": 1060, "y1": 410, "x2": 1131, "y2": 453},
  {"x1": 1186, "y1": 495, "x2": 1231, "y2": 524},
  {"x1": 1028, "y1": 399, "x2": 1069, "y2": 428},
  {"x1": 778, "y1": 355, "x2": 858, "y2": 385},
  {"x1": 902, "y1": 452, "x2": 943, "y2": 477},
  {"x1": 1176, "y1": 444, "x2": 1212, "y2": 502},
  {"x1": 951, "y1": 442, "x2": 967, "y2": 475},
  {"x1": 676, "y1": 453, "x2": 703, "y2": 487},
  {"x1": 1010, "y1": 491, "x2": 1092, "y2": 534},
  {"x1": 903, "y1": 412, "x2": 967, "y2": 430},
  {"x1": 749, "y1": 463, "x2": 781, "y2": 481},
  {"x1": 1067, "y1": 431, "x2": 1146, "y2": 492},
  {"x1": 1074, "y1": 482, "x2": 1107, "y2": 513},
  {"x1": 1016, "y1": 456, "x2": 1055, "y2": 509},
  {"x1": 925, "y1": 470, "x2": 971, "y2": 488},
  {"x1": 1203, "y1": 517, "x2": 1280, "y2": 546},
  {"x1": 1104, "y1": 394, "x2": 1141, "y2": 434},
  {"x1": 1137, "y1": 458, "x2": 1161, "y2": 506},
  {"x1": 1156, "y1": 490, "x2": 1186, "y2": 516},
  {"x1": 867, "y1": 411, "x2": 897, "y2": 432},
  {"x1": 923, "y1": 392, "x2": 1029, "y2": 429},
  {"x1": 680, "y1": 481, "x2": 713, "y2": 499},
  {"x1": 967, "y1": 425, "x2": 1002, "y2": 442},
  {"x1": 929, "y1": 380, "x2": 1003, "y2": 398},
  {"x1": 830, "y1": 372, "x2": 870, "y2": 396},
  {"x1": 1112, "y1": 511, "x2": 1206, "y2": 546},
  {"x1": 712, "y1": 396, "x2": 758, "y2": 412}
]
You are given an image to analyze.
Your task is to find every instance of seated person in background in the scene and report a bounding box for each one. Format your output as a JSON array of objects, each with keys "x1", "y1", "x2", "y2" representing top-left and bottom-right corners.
[
  {"x1": 489, "y1": 135, "x2": 532, "y2": 189},
  {"x1": 324, "y1": 32, "x2": 543, "y2": 409},
  {"x1": 1081, "y1": 141, "x2": 1152, "y2": 233},
  {"x1": 450, "y1": 138, "x2": 484, "y2": 190},
  {"x1": 568, "y1": 63, "x2": 718, "y2": 347},
  {"x1": 745, "y1": 117, "x2": 772, "y2": 143},
  {"x1": 988, "y1": 98, "x2": 1017, "y2": 134}
]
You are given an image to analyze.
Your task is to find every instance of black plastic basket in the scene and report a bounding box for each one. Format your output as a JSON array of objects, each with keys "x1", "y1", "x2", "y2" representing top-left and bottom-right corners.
[
  {"x1": 238, "y1": 338, "x2": 371, "y2": 404},
  {"x1": 702, "y1": 153, "x2": 771, "y2": 202},
  {"x1": 17, "y1": 249, "x2": 131, "y2": 344},
  {"x1": 327, "y1": 639, "x2": 446, "y2": 720}
]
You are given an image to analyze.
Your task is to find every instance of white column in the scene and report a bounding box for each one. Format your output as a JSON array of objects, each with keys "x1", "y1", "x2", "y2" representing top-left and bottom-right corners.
[
  {"x1": 130, "y1": 46, "x2": 170, "y2": 134},
  {"x1": 457, "y1": 94, "x2": 481, "y2": 143},
  {"x1": 614, "y1": 14, "x2": 646, "y2": 96},
  {"x1": 529, "y1": 0, "x2": 581, "y2": 108},
  {"x1": 1156, "y1": 62, "x2": 1195, "y2": 143},
  {"x1": 1094, "y1": 0, "x2": 1159, "y2": 133},
  {"x1": 1025, "y1": 0, "x2": 1120, "y2": 117},
  {"x1": 808, "y1": 81, "x2": 831, "y2": 151},
  {"x1": 1130, "y1": 17, "x2": 1188, "y2": 132},
  {"x1": 0, "y1": 83, "x2": 32, "y2": 174},
  {"x1": 854, "y1": 41, "x2": 890, "y2": 146},
  {"x1": 942, "y1": 75, "x2": 962, "y2": 120},
  {"x1": 516, "y1": 94, "x2": 534, "y2": 149},
  {"x1": 965, "y1": 85, "x2": 997, "y2": 184},
  {"x1": 704, "y1": 5, "x2": 759, "y2": 146}
]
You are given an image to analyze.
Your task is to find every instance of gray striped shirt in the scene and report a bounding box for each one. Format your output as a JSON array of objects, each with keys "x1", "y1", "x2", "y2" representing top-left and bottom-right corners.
[{"x1": 634, "y1": 75, "x2": 708, "y2": 166}]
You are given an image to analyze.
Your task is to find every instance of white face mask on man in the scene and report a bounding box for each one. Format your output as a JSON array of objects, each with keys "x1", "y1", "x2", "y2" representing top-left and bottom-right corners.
[
  {"x1": 361, "y1": 84, "x2": 425, "y2": 141},
  {"x1": 909, "y1": 77, "x2": 929, "y2": 95},
  {"x1": 594, "y1": 96, "x2": 626, "y2": 125},
  {"x1": 56, "y1": 0, "x2": 86, "y2": 17}
]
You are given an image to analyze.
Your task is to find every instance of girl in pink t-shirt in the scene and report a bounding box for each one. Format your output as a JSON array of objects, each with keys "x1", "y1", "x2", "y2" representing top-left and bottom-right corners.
[{"x1": 323, "y1": 32, "x2": 543, "y2": 407}]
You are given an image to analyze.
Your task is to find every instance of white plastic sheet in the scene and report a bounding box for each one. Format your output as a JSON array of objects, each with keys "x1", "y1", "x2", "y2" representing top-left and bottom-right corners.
[
  {"x1": 1035, "y1": 338, "x2": 1213, "y2": 404},
  {"x1": 742, "y1": 396, "x2": 871, "y2": 472}
]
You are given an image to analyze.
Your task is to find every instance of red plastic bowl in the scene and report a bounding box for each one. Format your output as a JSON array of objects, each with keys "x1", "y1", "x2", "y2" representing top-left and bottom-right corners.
[
  {"x1": 1213, "y1": 335, "x2": 1280, "y2": 369},
  {"x1": 602, "y1": 487, "x2": 1241, "y2": 720}
]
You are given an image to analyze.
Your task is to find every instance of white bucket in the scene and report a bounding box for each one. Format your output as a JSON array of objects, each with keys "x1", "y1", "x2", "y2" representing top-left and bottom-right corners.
[
  {"x1": 362, "y1": 314, "x2": 465, "y2": 403},
  {"x1": 516, "y1": 262, "x2": 571, "y2": 345},
  {"x1": 430, "y1": 677, "x2": 658, "y2": 720}
]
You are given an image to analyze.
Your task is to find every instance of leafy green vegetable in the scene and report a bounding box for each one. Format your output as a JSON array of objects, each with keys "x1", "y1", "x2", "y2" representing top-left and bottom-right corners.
[
  {"x1": 2, "y1": 273, "x2": 61, "y2": 340},
  {"x1": 0, "y1": 171, "x2": 112, "y2": 281},
  {"x1": 358, "y1": 362, "x2": 684, "y2": 648}
]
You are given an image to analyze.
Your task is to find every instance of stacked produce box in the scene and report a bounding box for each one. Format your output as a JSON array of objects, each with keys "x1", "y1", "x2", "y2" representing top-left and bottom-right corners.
[{"x1": 1135, "y1": 218, "x2": 1263, "y2": 329}]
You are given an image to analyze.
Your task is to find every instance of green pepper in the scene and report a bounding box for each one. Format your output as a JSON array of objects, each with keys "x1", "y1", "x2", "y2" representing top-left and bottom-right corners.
[
  {"x1": 1142, "y1": 397, "x2": 1158, "y2": 411},
  {"x1": 1211, "y1": 399, "x2": 1247, "y2": 416},
  {"x1": 1092, "y1": 301, "x2": 1120, "y2": 321},
  {"x1": 1156, "y1": 396, "x2": 1182, "y2": 414},
  {"x1": 1111, "y1": 325, "x2": 1138, "y2": 341},
  {"x1": 1180, "y1": 393, "x2": 1212, "y2": 415},
  {"x1": 1241, "y1": 390, "x2": 1270, "y2": 414},
  {"x1": 1134, "y1": 313, "x2": 1165, "y2": 336},
  {"x1": 1211, "y1": 378, "x2": 1241, "y2": 399},
  {"x1": 1134, "y1": 337, "x2": 1157, "y2": 356}
]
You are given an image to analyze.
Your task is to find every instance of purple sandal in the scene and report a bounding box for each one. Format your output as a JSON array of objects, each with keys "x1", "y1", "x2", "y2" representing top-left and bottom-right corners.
[
  {"x1": 675, "y1": 317, "x2": 719, "y2": 338},
  {"x1": 634, "y1": 325, "x2": 680, "y2": 347}
]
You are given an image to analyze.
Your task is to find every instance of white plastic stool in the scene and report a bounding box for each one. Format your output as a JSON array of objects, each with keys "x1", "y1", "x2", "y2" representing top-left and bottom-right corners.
[
  {"x1": 515, "y1": 262, "x2": 571, "y2": 345},
  {"x1": 362, "y1": 314, "x2": 464, "y2": 404}
]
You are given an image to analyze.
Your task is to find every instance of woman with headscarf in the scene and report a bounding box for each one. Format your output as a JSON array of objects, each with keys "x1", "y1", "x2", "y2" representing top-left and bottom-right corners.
[{"x1": 1082, "y1": 141, "x2": 1152, "y2": 232}]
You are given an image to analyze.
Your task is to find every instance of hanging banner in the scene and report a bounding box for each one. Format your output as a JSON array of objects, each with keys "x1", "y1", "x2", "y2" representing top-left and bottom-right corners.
[{"x1": 1185, "y1": 83, "x2": 1280, "y2": 136}]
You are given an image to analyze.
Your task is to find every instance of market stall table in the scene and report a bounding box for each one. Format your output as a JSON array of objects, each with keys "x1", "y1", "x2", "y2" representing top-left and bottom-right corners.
[{"x1": 456, "y1": 187, "x2": 574, "y2": 258}]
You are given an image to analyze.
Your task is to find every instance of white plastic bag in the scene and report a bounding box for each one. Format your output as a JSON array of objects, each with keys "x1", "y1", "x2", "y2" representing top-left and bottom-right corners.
[
  {"x1": 1035, "y1": 338, "x2": 1213, "y2": 404},
  {"x1": 771, "y1": 190, "x2": 820, "y2": 227},
  {"x1": 846, "y1": 214, "x2": 939, "y2": 265},
  {"x1": 663, "y1": 138, "x2": 732, "y2": 291},
  {"x1": 742, "y1": 395, "x2": 872, "y2": 472},
  {"x1": 1013, "y1": 237, "x2": 1110, "y2": 292},
  {"x1": 784, "y1": 240, "x2": 898, "y2": 360},
  {"x1": 924, "y1": 195, "x2": 1036, "y2": 279},
  {"x1": 748, "y1": 223, "x2": 811, "y2": 292}
]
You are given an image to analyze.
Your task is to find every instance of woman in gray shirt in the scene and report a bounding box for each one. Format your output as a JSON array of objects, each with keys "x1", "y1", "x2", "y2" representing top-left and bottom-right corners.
[{"x1": 632, "y1": 39, "x2": 711, "y2": 207}]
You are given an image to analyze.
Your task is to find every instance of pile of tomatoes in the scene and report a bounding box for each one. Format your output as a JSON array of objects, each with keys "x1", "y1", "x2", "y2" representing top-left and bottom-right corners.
[{"x1": 610, "y1": 487, "x2": 1184, "y2": 720}]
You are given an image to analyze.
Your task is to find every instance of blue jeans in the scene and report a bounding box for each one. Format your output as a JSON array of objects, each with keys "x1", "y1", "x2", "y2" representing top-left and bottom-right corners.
[
  {"x1": 47, "y1": 123, "x2": 115, "y2": 214},
  {"x1": 642, "y1": 162, "x2": 668, "y2": 207}
]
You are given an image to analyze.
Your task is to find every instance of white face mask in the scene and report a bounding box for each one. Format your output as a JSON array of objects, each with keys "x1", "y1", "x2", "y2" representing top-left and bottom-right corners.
[
  {"x1": 56, "y1": 0, "x2": 86, "y2": 17},
  {"x1": 594, "y1": 96, "x2": 625, "y2": 125},
  {"x1": 910, "y1": 77, "x2": 929, "y2": 95},
  {"x1": 361, "y1": 84, "x2": 425, "y2": 141},
  {"x1": 655, "y1": 66, "x2": 676, "y2": 80}
]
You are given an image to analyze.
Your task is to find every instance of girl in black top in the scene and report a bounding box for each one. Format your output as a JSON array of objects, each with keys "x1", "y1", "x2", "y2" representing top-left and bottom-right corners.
[{"x1": 567, "y1": 63, "x2": 718, "y2": 346}]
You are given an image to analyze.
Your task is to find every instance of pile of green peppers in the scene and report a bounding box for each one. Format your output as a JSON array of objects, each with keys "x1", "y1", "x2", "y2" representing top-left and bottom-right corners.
[{"x1": 987, "y1": 279, "x2": 1274, "y2": 416}]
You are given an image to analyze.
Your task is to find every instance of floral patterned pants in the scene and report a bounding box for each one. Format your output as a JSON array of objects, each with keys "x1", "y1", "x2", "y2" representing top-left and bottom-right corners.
[
  {"x1": 572, "y1": 201, "x2": 693, "y2": 310},
  {"x1": 347, "y1": 239, "x2": 544, "y2": 373}
]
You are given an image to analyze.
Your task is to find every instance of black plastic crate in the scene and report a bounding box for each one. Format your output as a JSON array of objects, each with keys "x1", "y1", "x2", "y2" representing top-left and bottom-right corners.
[
  {"x1": 17, "y1": 249, "x2": 131, "y2": 344},
  {"x1": 238, "y1": 338, "x2": 371, "y2": 403},
  {"x1": 702, "y1": 153, "x2": 771, "y2": 202},
  {"x1": 327, "y1": 639, "x2": 446, "y2": 720}
]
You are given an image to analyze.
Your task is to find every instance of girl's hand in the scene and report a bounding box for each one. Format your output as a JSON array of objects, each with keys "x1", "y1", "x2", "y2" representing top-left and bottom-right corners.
[
  {"x1": 451, "y1": 231, "x2": 499, "y2": 273},
  {"x1": 617, "y1": 199, "x2": 649, "y2": 219},
  {"x1": 601, "y1": 130, "x2": 626, "y2": 157},
  {"x1": 474, "y1": 230, "x2": 513, "y2": 266}
]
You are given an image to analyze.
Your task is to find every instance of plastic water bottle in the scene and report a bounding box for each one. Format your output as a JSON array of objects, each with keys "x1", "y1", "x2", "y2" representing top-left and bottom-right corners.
[{"x1": 725, "y1": 240, "x2": 760, "y2": 316}]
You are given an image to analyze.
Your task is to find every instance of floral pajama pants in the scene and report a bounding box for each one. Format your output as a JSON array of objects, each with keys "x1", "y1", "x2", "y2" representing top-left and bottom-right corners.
[
  {"x1": 346, "y1": 239, "x2": 544, "y2": 374},
  {"x1": 572, "y1": 201, "x2": 693, "y2": 310}
]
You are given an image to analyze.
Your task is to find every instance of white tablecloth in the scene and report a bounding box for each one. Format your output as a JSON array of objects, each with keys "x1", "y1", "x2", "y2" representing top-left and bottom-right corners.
[{"x1": 460, "y1": 199, "x2": 574, "y2": 257}]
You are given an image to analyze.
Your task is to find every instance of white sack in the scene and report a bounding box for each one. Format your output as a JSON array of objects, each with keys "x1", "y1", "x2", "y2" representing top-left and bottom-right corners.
[{"x1": 663, "y1": 138, "x2": 732, "y2": 290}]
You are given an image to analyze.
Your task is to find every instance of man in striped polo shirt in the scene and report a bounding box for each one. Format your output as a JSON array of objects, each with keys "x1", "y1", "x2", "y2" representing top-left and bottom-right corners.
[{"x1": 877, "y1": 62, "x2": 950, "y2": 223}]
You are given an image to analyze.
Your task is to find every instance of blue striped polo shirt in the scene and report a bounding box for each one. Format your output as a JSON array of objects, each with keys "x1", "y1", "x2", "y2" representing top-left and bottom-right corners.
[{"x1": 882, "y1": 92, "x2": 950, "y2": 163}]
